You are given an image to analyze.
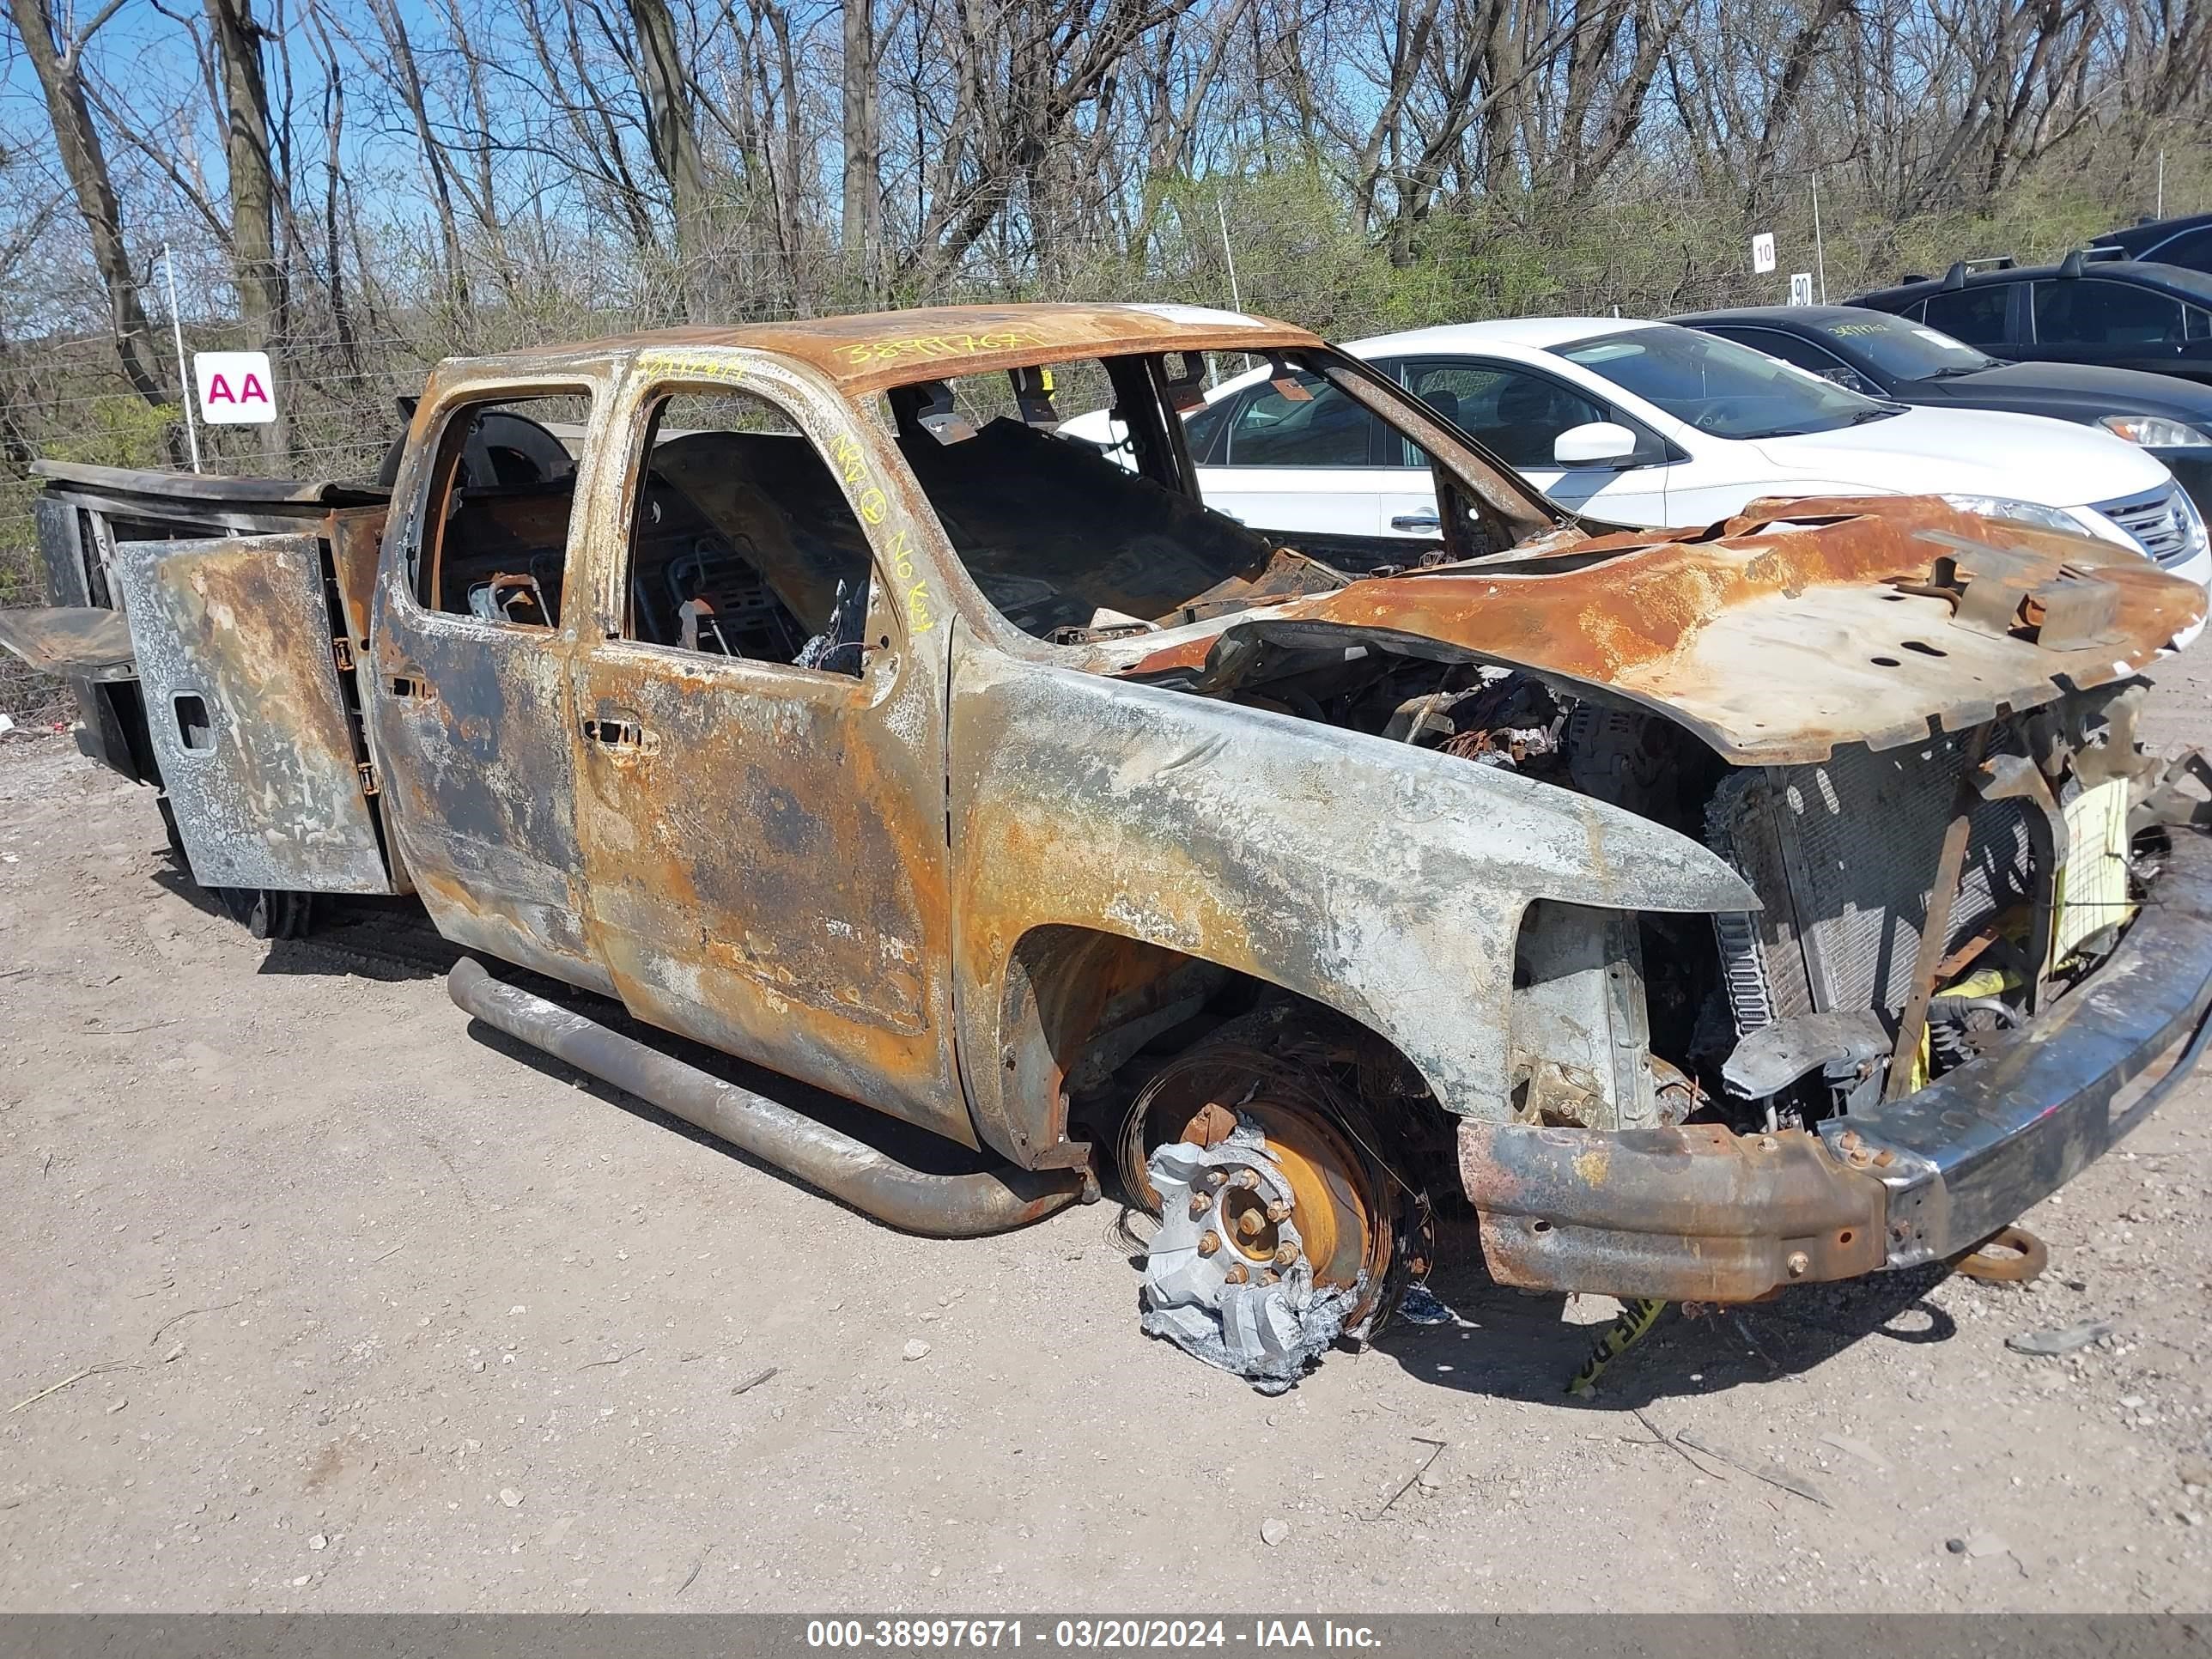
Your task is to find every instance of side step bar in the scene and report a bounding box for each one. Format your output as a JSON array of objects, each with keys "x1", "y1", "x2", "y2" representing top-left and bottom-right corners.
[{"x1": 448, "y1": 957, "x2": 1093, "y2": 1237}]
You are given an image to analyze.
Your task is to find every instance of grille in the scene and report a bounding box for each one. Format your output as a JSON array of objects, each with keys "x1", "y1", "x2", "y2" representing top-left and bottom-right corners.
[
  {"x1": 1710, "y1": 733, "x2": 2034, "y2": 1029},
  {"x1": 2094, "y1": 483, "x2": 2195, "y2": 568}
]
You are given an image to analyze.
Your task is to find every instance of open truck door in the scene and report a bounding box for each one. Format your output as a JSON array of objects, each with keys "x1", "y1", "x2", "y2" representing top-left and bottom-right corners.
[{"x1": 111, "y1": 531, "x2": 393, "y2": 899}]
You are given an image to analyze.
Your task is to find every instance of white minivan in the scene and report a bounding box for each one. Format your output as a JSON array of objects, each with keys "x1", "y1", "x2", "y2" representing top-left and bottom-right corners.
[{"x1": 1064, "y1": 316, "x2": 2212, "y2": 595}]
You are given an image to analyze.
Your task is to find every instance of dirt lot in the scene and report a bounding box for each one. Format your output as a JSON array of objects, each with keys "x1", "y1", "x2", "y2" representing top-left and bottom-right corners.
[{"x1": 3, "y1": 656, "x2": 2212, "y2": 1614}]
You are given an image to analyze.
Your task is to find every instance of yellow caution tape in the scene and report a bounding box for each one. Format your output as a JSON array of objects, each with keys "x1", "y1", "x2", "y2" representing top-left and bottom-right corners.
[{"x1": 1565, "y1": 1297, "x2": 1668, "y2": 1396}]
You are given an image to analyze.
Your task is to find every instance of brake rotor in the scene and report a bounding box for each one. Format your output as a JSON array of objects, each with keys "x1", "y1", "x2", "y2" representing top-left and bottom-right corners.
[
  {"x1": 1230, "y1": 1097, "x2": 1386, "y2": 1300},
  {"x1": 1129, "y1": 1031, "x2": 1402, "y2": 1391}
]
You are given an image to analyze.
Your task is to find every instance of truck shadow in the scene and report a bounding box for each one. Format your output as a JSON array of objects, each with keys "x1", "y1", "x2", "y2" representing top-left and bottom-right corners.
[
  {"x1": 151, "y1": 855, "x2": 1000, "y2": 1209},
  {"x1": 149, "y1": 861, "x2": 467, "y2": 982},
  {"x1": 1369, "y1": 1236, "x2": 1959, "y2": 1407},
  {"x1": 145, "y1": 854, "x2": 1978, "y2": 1402}
]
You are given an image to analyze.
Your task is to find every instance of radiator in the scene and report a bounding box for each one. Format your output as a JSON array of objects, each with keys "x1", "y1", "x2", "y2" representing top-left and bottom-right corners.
[{"x1": 1708, "y1": 732, "x2": 2034, "y2": 1033}]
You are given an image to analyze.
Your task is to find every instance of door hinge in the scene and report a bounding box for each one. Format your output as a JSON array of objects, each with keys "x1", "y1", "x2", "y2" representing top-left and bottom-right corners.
[{"x1": 357, "y1": 760, "x2": 381, "y2": 797}]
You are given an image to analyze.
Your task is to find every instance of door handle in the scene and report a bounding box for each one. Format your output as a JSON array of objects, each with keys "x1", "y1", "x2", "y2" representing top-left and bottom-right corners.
[
  {"x1": 1390, "y1": 513, "x2": 1442, "y2": 532},
  {"x1": 582, "y1": 714, "x2": 646, "y2": 748}
]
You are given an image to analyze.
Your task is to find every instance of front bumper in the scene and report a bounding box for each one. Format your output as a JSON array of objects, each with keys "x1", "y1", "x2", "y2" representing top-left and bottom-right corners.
[{"x1": 1462, "y1": 832, "x2": 2212, "y2": 1302}]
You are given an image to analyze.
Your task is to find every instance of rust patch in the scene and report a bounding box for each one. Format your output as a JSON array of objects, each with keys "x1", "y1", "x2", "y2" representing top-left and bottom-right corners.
[
  {"x1": 1118, "y1": 496, "x2": 2203, "y2": 763},
  {"x1": 526, "y1": 302, "x2": 1315, "y2": 398},
  {"x1": 1461, "y1": 1119, "x2": 1889, "y2": 1301},
  {"x1": 0, "y1": 605, "x2": 136, "y2": 678}
]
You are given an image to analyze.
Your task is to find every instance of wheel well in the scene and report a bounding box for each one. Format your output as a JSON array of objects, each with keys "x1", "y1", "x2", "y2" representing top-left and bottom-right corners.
[{"x1": 994, "y1": 924, "x2": 1452, "y2": 1194}]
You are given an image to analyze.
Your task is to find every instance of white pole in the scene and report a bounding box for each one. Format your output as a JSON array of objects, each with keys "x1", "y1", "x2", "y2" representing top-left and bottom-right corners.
[
  {"x1": 2157, "y1": 150, "x2": 2166, "y2": 219},
  {"x1": 1811, "y1": 170, "x2": 1829, "y2": 304},
  {"x1": 1215, "y1": 193, "x2": 1244, "y2": 314},
  {"x1": 163, "y1": 243, "x2": 201, "y2": 474},
  {"x1": 1215, "y1": 191, "x2": 1252, "y2": 376}
]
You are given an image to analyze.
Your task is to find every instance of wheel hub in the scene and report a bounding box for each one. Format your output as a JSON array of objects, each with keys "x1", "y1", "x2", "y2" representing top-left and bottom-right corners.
[{"x1": 1139, "y1": 1098, "x2": 1389, "y2": 1393}]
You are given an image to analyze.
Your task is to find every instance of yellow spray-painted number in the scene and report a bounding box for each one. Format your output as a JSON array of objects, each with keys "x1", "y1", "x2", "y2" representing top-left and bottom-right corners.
[
  {"x1": 637, "y1": 349, "x2": 747, "y2": 384},
  {"x1": 837, "y1": 329, "x2": 1048, "y2": 368}
]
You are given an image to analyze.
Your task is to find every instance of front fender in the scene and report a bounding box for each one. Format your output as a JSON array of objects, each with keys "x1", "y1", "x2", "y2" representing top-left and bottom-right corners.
[{"x1": 948, "y1": 646, "x2": 1756, "y2": 1164}]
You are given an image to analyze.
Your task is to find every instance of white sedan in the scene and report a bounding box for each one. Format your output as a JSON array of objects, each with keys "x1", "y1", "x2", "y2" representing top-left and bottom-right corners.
[{"x1": 1063, "y1": 316, "x2": 2211, "y2": 594}]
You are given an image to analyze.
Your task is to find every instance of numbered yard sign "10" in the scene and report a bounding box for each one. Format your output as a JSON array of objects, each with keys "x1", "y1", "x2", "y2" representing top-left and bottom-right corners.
[{"x1": 193, "y1": 351, "x2": 277, "y2": 424}]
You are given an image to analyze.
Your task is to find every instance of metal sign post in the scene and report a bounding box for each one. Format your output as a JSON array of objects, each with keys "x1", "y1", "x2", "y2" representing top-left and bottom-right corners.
[
  {"x1": 1811, "y1": 171, "x2": 1829, "y2": 303},
  {"x1": 161, "y1": 243, "x2": 202, "y2": 473}
]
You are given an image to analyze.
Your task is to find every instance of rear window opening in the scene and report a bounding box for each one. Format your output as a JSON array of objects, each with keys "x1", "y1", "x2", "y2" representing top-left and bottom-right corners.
[{"x1": 413, "y1": 392, "x2": 590, "y2": 628}]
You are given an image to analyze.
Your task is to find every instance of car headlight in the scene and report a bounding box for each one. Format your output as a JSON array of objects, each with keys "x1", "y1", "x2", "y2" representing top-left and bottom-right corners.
[
  {"x1": 1936, "y1": 494, "x2": 2092, "y2": 537},
  {"x1": 2099, "y1": 415, "x2": 2212, "y2": 448}
]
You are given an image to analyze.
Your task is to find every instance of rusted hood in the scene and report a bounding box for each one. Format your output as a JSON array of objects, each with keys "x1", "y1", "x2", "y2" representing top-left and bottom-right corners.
[{"x1": 1121, "y1": 496, "x2": 2208, "y2": 763}]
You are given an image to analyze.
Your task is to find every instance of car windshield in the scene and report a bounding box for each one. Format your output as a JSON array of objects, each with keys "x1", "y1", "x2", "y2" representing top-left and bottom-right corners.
[
  {"x1": 1553, "y1": 325, "x2": 1894, "y2": 439},
  {"x1": 1814, "y1": 312, "x2": 1997, "y2": 380}
]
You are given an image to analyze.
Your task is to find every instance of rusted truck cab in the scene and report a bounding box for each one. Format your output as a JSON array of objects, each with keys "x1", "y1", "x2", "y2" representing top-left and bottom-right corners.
[{"x1": 9, "y1": 303, "x2": 2212, "y2": 1391}]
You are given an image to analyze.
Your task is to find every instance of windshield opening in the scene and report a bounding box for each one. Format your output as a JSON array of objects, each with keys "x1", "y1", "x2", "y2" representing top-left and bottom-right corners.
[
  {"x1": 1815, "y1": 313, "x2": 1997, "y2": 380},
  {"x1": 1553, "y1": 326, "x2": 1896, "y2": 439}
]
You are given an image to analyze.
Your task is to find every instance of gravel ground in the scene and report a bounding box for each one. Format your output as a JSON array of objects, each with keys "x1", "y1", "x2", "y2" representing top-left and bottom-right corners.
[{"x1": 2, "y1": 654, "x2": 2209, "y2": 1613}]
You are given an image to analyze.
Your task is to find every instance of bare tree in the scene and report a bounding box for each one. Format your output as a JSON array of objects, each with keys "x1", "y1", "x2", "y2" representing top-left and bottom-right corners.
[
  {"x1": 204, "y1": 0, "x2": 289, "y2": 459},
  {"x1": 842, "y1": 0, "x2": 882, "y2": 284},
  {"x1": 4, "y1": 0, "x2": 173, "y2": 414},
  {"x1": 627, "y1": 0, "x2": 721, "y2": 315},
  {"x1": 358, "y1": 0, "x2": 471, "y2": 307}
]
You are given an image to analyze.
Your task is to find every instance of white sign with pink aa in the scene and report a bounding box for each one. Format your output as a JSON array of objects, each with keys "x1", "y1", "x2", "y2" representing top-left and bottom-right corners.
[{"x1": 192, "y1": 351, "x2": 277, "y2": 424}]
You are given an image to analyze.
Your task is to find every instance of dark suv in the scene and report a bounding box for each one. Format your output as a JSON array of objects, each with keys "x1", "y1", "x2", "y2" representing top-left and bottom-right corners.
[
  {"x1": 1851, "y1": 251, "x2": 2212, "y2": 386},
  {"x1": 2095, "y1": 213, "x2": 2212, "y2": 276},
  {"x1": 1674, "y1": 303, "x2": 2212, "y2": 526}
]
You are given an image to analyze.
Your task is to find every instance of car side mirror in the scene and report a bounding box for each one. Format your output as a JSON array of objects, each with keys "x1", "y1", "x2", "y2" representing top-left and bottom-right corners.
[{"x1": 1553, "y1": 421, "x2": 1639, "y2": 466}]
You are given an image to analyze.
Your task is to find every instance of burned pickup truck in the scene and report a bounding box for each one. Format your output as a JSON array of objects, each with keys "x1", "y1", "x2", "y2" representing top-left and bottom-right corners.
[{"x1": 7, "y1": 302, "x2": 2212, "y2": 1390}]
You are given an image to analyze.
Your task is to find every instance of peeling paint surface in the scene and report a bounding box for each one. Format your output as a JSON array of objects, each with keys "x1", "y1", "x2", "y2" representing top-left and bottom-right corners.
[
  {"x1": 112, "y1": 532, "x2": 390, "y2": 894},
  {"x1": 1110, "y1": 496, "x2": 2207, "y2": 763}
]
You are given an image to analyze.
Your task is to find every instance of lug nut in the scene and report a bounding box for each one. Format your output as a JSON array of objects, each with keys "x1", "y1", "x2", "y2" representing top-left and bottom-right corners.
[
  {"x1": 1205, "y1": 1170, "x2": 1227, "y2": 1188},
  {"x1": 1785, "y1": 1250, "x2": 1810, "y2": 1279},
  {"x1": 1231, "y1": 1169, "x2": 1260, "y2": 1190},
  {"x1": 1197, "y1": 1231, "x2": 1220, "y2": 1257},
  {"x1": 1260, "y1": 1270, "x2": 1279, "y2": 1286},
  {"x1": 1237, "y1": 1211, "x2": 1265, "y2": 1237},
  {"x1": 1265, "y1": 1201, "x2": 1291, "y2": 1223},
  {"x1": 1273, "y1": 1242, "x2": 1297, "y2": 1267},
  {"x1": 1224, "y1": 1264, "x2": 1249, "y2": 1285},
  {"x1": 1188, "y1": 1193, "x2": 1212, "y2": 1218}
]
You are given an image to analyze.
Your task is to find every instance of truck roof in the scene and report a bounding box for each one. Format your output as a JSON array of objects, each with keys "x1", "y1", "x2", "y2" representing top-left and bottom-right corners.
[{"x1": 523, "y1": 302, "x2": 1319, "y2": 393}]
